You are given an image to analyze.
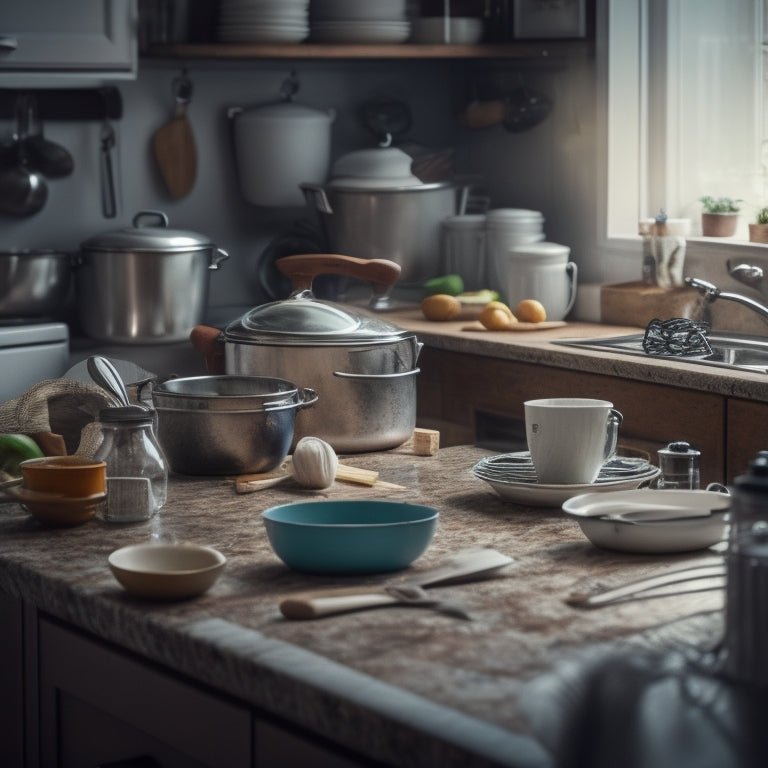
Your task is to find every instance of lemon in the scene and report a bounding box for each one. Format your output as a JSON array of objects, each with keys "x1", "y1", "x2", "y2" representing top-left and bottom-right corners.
[
  {"x1": 421, "y1": 294, "x2": 462, "y2": 321},
  {"x1": 516, "y1": 299, "x2": 547, "y2": 323},
  {"x1": 423, "y1": 274, "x2": 464, "y2": 297}
]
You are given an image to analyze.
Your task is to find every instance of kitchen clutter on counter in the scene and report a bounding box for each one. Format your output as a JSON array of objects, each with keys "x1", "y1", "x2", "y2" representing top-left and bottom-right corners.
[{"x1": 191, "y1": 254, "x2": 421, "y2": 453}]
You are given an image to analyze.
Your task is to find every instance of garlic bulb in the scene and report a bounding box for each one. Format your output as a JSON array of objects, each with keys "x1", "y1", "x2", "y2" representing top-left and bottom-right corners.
[{"x1": 291, "y1": 436, "x2": 338, "y2": 489}]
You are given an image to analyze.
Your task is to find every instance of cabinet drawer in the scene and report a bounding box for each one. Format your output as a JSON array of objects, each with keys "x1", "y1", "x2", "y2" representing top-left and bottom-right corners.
[{"x1": 38, "y1": 617, "x2": 251, "y2": 768}]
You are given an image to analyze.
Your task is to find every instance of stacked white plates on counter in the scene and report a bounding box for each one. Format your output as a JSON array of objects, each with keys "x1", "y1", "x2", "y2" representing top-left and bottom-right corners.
[
  {"x1": 217, "y1": 0, "x2": 310, "y2": 43},
  {"x1": 472, "y1": 451, "x2": 661, "y2": 507},
  {"x1": 309, "y1": 0, "x2": 410, "y2": 43}
]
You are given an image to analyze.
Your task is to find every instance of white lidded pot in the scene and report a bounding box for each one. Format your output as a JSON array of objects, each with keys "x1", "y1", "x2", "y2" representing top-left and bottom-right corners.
[
  {"x1": 229, "y1": 99, "x2": 335, "y2": 207},
  {"x1": 498, "y1": 242, "x2": 578, "y2": 322}
]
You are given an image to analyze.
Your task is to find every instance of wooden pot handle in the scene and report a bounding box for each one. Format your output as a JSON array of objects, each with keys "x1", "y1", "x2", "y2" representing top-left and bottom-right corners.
[
  {"x1": 276, "y1": 253, "x2": 401, "y2": 293},
  {"x1": 189, "y1": 325, "x2": 226, "y2": 375}
]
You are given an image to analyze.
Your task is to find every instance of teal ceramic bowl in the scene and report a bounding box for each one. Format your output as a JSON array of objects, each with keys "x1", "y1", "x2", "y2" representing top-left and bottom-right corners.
[{"x1": 261, "y1": 500, "x2": 439, "y2": 574}]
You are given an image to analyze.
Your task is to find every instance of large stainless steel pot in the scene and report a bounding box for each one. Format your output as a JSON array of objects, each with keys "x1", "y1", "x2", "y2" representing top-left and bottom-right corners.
[
  {"x1": 190, "y1": 254, "x2": 420, "y2": 453},
  {"x1": 301, "y1": 181, "x2": 465, "y2": 285},
  {"x1": 75, "y1": 210, "x2": 229, "y2": 345},
  {"x1": 0, "y1": 249, "x2": 72, "y2": 318}
]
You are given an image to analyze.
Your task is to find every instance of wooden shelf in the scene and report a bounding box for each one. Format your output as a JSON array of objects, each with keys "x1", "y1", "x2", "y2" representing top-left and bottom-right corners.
[{"x1": 145, "y1": 40, "x2": 591, "y2": 61}]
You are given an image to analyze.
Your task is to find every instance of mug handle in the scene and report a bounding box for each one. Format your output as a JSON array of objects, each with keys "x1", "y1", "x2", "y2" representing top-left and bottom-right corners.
[
  {"x1": 564, "y1": 262, "x2": 579, "y2": 317},
  {"x1": 603, "y1": 408, "x2": 623, "y2": 460}
]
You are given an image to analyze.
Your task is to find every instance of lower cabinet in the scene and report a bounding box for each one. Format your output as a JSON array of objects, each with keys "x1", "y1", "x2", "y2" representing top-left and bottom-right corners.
[
  {"x1": 29, "y1": 613, "x2": 372, "y2": 768},
  {"x1": 0, "y1": 591, "x2": 24, "y2": 768},
  {"x1": 417, "y1": 347, "x2": 727, "y2": 483}
]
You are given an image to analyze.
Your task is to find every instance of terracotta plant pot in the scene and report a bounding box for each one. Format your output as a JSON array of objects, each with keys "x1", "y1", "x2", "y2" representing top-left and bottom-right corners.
[
  {"x1": 749, "y1": 223, "x2": 768, "y2": 244},
  {"x1": 702, "y1": 212, "x2": 738, "y2": 237}
]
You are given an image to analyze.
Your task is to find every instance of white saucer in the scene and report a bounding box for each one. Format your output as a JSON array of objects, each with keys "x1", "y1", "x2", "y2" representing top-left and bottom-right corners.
[{"x1": 475, "y1": 467, "x2": 662, "y2": 507}]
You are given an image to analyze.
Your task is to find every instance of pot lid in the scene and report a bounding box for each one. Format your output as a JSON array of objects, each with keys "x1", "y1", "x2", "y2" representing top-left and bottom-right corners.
[
  {"x1": 224, "y1": 290, "x2": 414, "y2": 346},
  {"x1": 236, "y1": 100, "x2": 334, "y2": 124},
  {"x1": 329, "y1": 139, "x2": 422, "y2": 188},
  {"x1": 81, "y1": 210, "x2": 214, "y2": 253}
]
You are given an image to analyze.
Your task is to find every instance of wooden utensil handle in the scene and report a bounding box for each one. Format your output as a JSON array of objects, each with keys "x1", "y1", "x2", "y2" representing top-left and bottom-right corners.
[
  {"x1": 276, "y1": 254, "x2": 401, "y2": 292},
  {"x1": 280, "y1": 588, "x2": 397, "y2": 619}
]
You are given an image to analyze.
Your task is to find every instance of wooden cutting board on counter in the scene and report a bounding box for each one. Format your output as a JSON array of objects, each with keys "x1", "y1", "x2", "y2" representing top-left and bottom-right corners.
[{"x1": 461, "y1": 320, "x2": 567, "y2": 332}]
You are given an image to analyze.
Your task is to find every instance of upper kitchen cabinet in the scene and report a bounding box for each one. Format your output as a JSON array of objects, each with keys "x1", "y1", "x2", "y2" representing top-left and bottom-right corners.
[{"x1": 0, "y1": 0, "x2": 138, "y2": 86}]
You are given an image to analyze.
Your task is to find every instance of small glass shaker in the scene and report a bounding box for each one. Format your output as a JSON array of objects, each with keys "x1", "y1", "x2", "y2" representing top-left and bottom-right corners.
[
  {"x1": 94, "y1": 405, "x2": 168, "y2": 523},
  {"x1": 657, "y1": 441, "x2": 700, "y2": 489}
]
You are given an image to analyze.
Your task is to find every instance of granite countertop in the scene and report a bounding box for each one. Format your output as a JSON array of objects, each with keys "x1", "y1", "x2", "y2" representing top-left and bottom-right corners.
[
  {"x1": 0, "y1": 444, "x2": 726, "y2": 768},
  {"x1": 373, "y1": 307, "x2": 768, "y2": 403}
]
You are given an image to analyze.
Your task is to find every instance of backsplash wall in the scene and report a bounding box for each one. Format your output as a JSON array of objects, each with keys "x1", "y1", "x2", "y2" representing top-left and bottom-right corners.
[{"x1": 0, "y1": 51, "x2": 606, "y2": 315}]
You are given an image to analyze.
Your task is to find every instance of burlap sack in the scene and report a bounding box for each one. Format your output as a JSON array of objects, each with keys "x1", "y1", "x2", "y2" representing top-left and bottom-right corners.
[{"x1": 0, "y1": 379, "x2": 118, "y2": 456}]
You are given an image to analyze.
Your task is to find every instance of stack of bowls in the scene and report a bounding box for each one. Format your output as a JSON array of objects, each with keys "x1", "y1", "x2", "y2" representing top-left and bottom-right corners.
[
  {"x1": 309, "y1": 0, "x2": 410, "y2": 43},
  {"x1": 216, "y1": 0, "x2": 310, "y2": 43}
]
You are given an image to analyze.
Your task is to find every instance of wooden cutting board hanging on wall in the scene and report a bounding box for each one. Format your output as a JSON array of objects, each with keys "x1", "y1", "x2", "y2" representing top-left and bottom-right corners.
[{"x1": 153, "y1": 71, "x2": 197, "y2": 199}]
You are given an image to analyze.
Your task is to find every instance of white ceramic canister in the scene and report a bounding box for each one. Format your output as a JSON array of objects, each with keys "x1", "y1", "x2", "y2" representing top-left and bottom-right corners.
[
  {"x1": 498, "y1": 242, "x2": 578, "y2": 321},
  {"x1": 440, "y1": 214, "x2": 487, "y2": 290},
  {"x1": 484, "y1": 208, "x2": 546, "y2": 292},
  {"x1": 229, "y1": 101, "x2": 336, "y2": 207}
]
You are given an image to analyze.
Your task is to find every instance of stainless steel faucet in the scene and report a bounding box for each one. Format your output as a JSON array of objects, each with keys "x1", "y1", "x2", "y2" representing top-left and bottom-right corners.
[{"x1": 685, "y1": 266, "x2": 768, "y2": 322}]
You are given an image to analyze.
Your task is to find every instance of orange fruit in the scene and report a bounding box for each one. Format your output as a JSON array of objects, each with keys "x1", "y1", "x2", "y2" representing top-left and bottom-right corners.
[
  {"x1": 421, "y1": 293, "x2": 462, "y2": 321},
  {"x1": 516, "y1": 299, "x2": 547, "y2": 323}
]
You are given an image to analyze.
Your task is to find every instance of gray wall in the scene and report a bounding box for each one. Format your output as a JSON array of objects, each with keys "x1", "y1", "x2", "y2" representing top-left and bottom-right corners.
[{"x1": 1, "y1": 52, "x2": 599, "y2": 319}]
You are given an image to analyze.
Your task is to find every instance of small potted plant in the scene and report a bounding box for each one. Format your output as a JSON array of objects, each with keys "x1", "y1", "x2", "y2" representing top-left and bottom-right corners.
[
  {"x1": 749, "y1": 207, "x2": 768, "y2": 243},
  {"x1": 699, "y1": 196, "x2": 742, "y2": 237}
]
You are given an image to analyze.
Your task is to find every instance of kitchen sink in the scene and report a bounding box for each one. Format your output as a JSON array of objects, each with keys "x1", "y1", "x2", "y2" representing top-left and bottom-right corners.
[{"x1": 555, "y1": 332, "x2": 768, "y2": 374}]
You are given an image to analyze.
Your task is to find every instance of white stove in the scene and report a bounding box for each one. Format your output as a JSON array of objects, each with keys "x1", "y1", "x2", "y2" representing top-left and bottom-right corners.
[{"x1": 0, "y1": 322, "x2": 70, "y2": 402}]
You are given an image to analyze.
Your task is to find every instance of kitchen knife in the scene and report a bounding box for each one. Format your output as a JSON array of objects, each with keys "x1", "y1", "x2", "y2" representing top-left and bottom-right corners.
[{"x1": 279, "y1": 547, "x2": 514, "y2": 619}]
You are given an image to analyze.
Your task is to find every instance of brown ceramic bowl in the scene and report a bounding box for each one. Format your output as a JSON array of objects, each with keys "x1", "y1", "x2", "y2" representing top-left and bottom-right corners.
[
  {"x1": 9, "y1": 487, "x2": 106, "y2": 526},
  {"x1": 20, "y1": 455, "x2": 106, "y2": 498}
]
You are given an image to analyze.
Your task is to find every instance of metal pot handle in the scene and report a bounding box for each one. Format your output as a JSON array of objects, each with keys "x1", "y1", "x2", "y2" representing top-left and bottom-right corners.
[
  {"x1": 133, "y1": 210, "x2": 169, "y2": 229},
  {"x1": 333, "y1": 368, "x2": 420, "y2": 381},
  {"x1": 564, "y1": 261, "x2": 579, "y2": 317},
  {"x1": 209, "y1": 248, "x2": 229, "y2": 270},
  {"x1": 262, "y1": 388, "x2": 319, "y2": 413}
]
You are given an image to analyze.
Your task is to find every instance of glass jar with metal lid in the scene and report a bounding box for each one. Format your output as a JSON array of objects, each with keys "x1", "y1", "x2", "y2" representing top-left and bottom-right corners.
[{"x1": 94, "y1": 405, "x2": 168, "y2": 523}]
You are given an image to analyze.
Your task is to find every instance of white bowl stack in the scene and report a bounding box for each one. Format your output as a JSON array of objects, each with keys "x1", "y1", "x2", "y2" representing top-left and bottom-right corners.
[
  {"x1": 216, "y1": 0, "x2": 310, "y2": 44},
  {"x1": 309, "y1": 0, "x2": 410, "y2": 43}
]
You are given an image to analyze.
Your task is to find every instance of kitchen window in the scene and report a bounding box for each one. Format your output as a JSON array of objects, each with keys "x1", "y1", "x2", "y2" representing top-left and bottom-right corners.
[{"x1": 600, "y1": 0, "x2": 765, "y2": 267}]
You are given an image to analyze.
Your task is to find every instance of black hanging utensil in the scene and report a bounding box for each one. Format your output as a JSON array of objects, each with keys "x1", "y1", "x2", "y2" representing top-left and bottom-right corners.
[
  {"x1": 100, "y1": 118, "x2": 117, "y2": 218},
  {"x1": 502, "y1": 86, "x2": 553, "y2": 132}
]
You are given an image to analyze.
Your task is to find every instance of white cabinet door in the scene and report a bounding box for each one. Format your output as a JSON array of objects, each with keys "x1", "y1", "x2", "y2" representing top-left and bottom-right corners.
[{"x1": 0, "y1": 0, "x2": 137, "y2": 85}]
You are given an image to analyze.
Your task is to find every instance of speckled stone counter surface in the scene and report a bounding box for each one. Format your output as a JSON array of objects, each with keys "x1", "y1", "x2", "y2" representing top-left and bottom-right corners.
[
  {"x1": 374, "y1": 308, "x2": 768, "y2": 403},
  {"x1": 0, "y1": 444, "x2": 727, "y2": 767}
]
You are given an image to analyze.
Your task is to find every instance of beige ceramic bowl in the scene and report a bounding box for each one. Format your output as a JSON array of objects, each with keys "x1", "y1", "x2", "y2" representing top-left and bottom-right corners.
[
  {"x1": 108, "y1": 543, "x2": 226, "y2": 600},
  {"x1": 20, "y1": 455, "x2": 106, "y2": 498}
]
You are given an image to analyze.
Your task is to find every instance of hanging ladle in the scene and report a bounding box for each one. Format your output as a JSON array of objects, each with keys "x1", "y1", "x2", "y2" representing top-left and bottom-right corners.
[{"x1": 0, "y1": 94, "x2": 48, "y2": 217}]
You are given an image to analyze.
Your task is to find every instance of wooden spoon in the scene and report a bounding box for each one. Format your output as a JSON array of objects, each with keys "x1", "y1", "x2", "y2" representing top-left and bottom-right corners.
[{"x1": 153, "y1": 72, "x2": 197, "y2": 199}]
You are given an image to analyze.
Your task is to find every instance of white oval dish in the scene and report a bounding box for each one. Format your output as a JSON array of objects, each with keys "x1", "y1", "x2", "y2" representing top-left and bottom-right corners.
[
  {"x1": 108, "y1": 543, "x2": 226, "y2": 600},
  {"x1": 562, "y1": 489, "x2": 730, "y2": 554}
]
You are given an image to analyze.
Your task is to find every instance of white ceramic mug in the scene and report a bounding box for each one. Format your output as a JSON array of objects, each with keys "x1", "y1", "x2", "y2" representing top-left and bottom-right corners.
[
  {"x1": 524, "y1": 398, "x2": 623, "y2": 485},
  {"x1": 498, "y1": 242, "x2": 578, "y2": 321}
]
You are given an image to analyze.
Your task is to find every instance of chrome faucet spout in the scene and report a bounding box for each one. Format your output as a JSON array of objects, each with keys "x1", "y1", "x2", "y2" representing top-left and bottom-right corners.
[{"x1": 685, "y1": 276, "x2": 768, "y2": 322}]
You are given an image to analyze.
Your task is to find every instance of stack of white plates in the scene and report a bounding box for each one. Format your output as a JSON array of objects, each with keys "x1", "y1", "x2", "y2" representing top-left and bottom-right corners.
[
  {"x1": 309, "y1": 0, "x2": 410, "y2": 43},
  {"x1": 217, "y1": 0, "x2": 310, "y2": 44},
  {"x1": 472, "y1": 452, "x2": 662, "y2": 507}
]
